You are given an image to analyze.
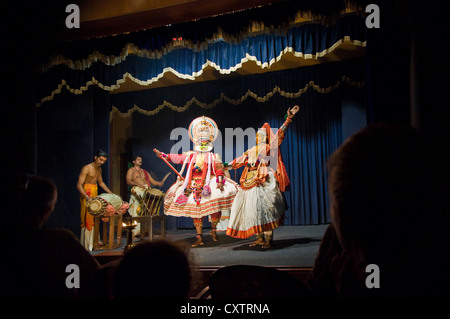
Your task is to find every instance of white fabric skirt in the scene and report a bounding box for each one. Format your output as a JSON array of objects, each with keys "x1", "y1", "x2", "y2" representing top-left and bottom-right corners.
[
  {"x1": 226, "y1": 171, "x2": 284, "y2": 238},
  {"x1": 128, "y1": 186, "x2": 146, "y2": 235}
]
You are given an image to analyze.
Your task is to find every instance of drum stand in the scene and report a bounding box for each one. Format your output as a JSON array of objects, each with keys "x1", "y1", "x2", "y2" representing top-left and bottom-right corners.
[{"x1": 93, "y1": 214, "x2": 123, "y2": 251}]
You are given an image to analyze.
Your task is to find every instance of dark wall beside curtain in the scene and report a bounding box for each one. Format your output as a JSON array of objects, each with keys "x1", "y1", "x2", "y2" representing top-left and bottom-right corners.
[{"x1": 37, "y1": 89, "x2": 110, "y2": 237}]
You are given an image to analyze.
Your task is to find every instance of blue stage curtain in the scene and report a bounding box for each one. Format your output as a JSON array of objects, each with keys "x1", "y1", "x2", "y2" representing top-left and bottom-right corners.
[
  {"x1": 110, "y1": 58, "x2": 365, "y2": 116},
  {"x1": 128, "y1": 59, "x2": 364, "y2": 228},
  {"x1": 34, "y1": 59, "x2": 364, "y2": 232},
  {"x1": 35, "y1": 14, "x2": 366, "y2": 107},
  {"x1": 42, "y1": 2, "x2": 362, "y2": 63}
]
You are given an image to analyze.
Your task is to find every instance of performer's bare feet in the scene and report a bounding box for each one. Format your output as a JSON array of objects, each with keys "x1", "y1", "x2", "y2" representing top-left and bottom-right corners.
[
  {"x1": 262, "y1": 239, "x2": 273, "y2": 249},
  {"x1": 249, "y1": 237, "x2": 265, "y2": 247},
  {"x1": 192, "y1": 235, "x2": 204, "y2": 247},
  {"x1": 210, "y1": 230, "x2": 218, "y2": 242}
]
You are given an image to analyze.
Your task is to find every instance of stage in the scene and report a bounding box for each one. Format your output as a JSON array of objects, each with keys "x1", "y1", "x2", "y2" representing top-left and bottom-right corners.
[{"x1": 91, "y1": 224, "x2": 327, "y2": 267}]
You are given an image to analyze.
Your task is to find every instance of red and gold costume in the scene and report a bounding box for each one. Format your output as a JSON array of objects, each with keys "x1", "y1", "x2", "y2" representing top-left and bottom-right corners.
[
  {"x1": 157, "y1": 116, "x2": 238, "y2": 247},
  {"x1": 163, "y1": 152, "x2": 237, "y2": 218}
]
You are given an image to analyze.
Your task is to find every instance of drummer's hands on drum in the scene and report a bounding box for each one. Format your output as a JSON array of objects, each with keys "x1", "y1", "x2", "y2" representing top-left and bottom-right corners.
[{"x1": 84, "y1": 196, "x2": 92, "y2": 206}]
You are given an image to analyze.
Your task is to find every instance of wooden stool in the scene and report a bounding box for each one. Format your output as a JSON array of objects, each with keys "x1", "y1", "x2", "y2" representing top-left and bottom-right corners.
[
  {"x1": 132, "y1": 215, "x2": 165, "y2": 241},
  {"x1": 93, "y1": 214, "x2": 123, "y2": 250}
]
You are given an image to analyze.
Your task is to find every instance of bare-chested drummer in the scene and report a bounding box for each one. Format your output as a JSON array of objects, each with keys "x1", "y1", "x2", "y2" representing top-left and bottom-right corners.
[
  {"x1": 126, "y1": 155, "x2": 164, "y2": 236},
  {"x1": 77, "y1": 149, "x2": 112, "y2": 250},
  {"x1": 126, "y1": 155, "x2": 163, "y2": 190}
]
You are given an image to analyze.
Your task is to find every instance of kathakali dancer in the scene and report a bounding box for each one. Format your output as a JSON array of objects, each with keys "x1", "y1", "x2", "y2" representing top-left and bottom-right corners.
[
  {"x1": 225, "y1": 105, "x2": 300, "y2": 248},
  {"x1": 154, "y1": 116, "x2": 239, "y2": 247}
]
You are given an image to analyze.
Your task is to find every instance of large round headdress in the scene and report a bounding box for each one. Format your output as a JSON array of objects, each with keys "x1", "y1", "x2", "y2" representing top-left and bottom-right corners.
[{"x1": 188, "y1": 116, "x2": 218, "y2": 152}]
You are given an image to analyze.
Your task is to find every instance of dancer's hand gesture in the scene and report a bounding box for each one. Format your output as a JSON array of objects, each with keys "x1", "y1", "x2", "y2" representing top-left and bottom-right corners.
[{"x1": 287, "y1": 105, "x2": 300, "y2": 118}]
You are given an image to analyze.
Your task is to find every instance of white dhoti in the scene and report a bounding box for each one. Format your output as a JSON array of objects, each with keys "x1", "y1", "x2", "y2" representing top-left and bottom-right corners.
[
  {"x1": 128, "y1": 186, "x2": 147, "y2": 235},
  {"x1": 80, "y1": 228, "x2": 94, "y2": 251}
]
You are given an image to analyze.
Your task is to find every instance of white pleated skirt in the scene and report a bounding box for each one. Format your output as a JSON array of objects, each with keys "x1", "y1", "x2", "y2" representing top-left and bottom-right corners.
[{"x1": 226, "y1": 171, "x2": 284, "y2": 238}]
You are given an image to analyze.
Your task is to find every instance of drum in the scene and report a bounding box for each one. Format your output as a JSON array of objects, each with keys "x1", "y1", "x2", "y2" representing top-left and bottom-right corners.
[
  {"x1": 88, "y1": 193, "x2": 128, "y2": 217},
  {"x1": 87, "y1": 197, "x2": 107, "y2": 216},
  {"x1": 139, "y1": 188, "x2": 164, "y2": 216}
]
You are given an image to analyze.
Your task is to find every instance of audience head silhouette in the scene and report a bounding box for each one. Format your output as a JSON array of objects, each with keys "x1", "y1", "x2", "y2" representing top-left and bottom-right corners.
[
  {"x1": 20, "y1": 176, "x2": 57, "y2": 229},
  {"x1": 5, "y1": 175, "x2": 100, "y2": 299},
  {"x1": 328, "y1": 122, "x2": 430, "y2": 250},
  {"x1": 319, "y1": 121, "x2": 439, "y2": 298},
  {"x1": 112, "y1": 240, "x2": 192, "y2": 299}
]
